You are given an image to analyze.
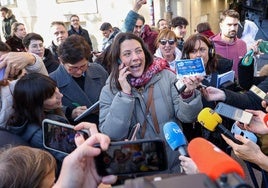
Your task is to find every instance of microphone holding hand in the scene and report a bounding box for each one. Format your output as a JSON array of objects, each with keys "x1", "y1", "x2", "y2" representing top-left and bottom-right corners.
[
  {"x1": 163, "y1": 122, "x2": 189, "y2": 156},
  {"x1": 197, "y1": 107, "x2": 243, "y2": 145}
]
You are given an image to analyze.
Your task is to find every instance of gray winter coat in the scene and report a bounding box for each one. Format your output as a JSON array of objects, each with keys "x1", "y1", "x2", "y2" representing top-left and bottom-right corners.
[{"x1": 99, "y1": 69, "x2": 203, "y2": 173}]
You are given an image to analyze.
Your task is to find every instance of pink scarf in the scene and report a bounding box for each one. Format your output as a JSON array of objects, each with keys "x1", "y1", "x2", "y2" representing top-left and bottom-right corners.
[{"x1": 129, "y1": 58, "x2": 174, "y2": 87}]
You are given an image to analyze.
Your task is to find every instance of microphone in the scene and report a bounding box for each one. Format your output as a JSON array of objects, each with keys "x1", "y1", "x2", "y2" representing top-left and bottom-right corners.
[
  {"x1": 197, "y1": 107, "x2": 243, "y2": 145},
  {"x1": 188, "y1": 137, "x2": 245, "y2": 181},
  {"x1": 263, "y1": 113, "x2": 268, "y2": 128},
  {"x1": 163, "y1": 122, "x2": 189, "y2": 156}
]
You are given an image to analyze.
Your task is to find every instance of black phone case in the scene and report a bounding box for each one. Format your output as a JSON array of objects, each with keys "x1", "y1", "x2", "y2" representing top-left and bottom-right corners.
[{"x1": 94, "y1": 139, "x2": 168, "y2": 176}]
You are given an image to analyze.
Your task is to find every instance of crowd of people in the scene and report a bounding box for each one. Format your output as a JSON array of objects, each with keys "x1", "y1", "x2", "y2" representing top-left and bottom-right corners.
[{"x1": 0, "y1": 0, "x2": 267, "y2": 187}]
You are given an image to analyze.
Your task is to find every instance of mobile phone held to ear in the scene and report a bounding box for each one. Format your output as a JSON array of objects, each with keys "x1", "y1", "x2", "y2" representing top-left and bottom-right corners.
[
  {"x1": 94, "y1": 139, "x2": 168, "y2": 176},
  {"x1": 42, "y1": 119, "x2": 89, "y2": 155},
  {"x1": 117, "y1": 59, "x2": 122, "y2": 65}
]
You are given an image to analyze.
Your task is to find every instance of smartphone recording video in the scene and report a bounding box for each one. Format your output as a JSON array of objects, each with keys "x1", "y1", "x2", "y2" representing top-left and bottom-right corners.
[
  {"x1": 94, "y1": 139, "x2": 168, "y2": 176},
  {"x1": 42, "y1": 119, "x2": 89, "y2": 155}
]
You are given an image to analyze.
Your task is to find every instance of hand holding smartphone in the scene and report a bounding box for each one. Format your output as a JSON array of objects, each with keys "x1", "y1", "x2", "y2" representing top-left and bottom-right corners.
[
  {"x1": 43, "y1": 119, "x2": 168, "y2": 176},
  {"x1": 42, "y1": 119, "x2": 89, "y2": 155}
]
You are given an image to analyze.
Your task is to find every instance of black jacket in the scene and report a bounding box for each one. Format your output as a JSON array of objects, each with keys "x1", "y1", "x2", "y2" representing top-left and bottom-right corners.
[
  {"x1": 68, "y1": 25, "x2": 93, "y2": 50},
  {"x1": 48, "y1": 41, "x2": 59, "y2": 62},
  {"x1": 238, "y1": 58, "x2": 266, "y2": 90},
  {"x1": 43, "y1": 48, "x2": 60, "y2": 73},
  {"x1": 5, "y1": 35, "x2": 25, "y2": 52}
]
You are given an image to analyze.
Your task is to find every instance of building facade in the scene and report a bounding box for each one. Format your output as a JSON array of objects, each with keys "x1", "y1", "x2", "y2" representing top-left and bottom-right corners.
[{"x1": 0, "y1": 0, "x2": 230, "y2": 50}]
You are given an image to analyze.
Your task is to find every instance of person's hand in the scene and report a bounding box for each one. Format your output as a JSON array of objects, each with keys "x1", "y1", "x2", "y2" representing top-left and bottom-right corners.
[
  {"x1": 74, "y1": 122, "x2": 99, "y2": 136},
  {"x1": 250, "y1": 39, "x2": 263, "y2": 56},
  {"x1": 118, "y1": 63, "x2": 131, "y2": 95},
  {"x1": 71, "y1": 106, "x2": 87, "y2": 119},
  {"x1": 0, "y1": 52, "x2": 36, "y2": 79},
  {"x1": 237, "y1": 109, "x2": 268, "y2": 135},
  {"x1": 92, "y1": 50, "x2": 102, "y2": 58},
  {"x1": 182, "y1": 75, "x2": 203, "y2": 93},
  {"x1": 54, "y1": 133, "x2": 117, "y2": 188},
  {"x1": 261, "y1": 99, "x2": 268, "y2": 112},
  {"x1": 179, "y1": 155, "x2": 198, "y2": 174},
  {"x1": 201, "y1": 86, "x2": 226, "y2": 101},
  {"x1": 221, "y1": 134, "x2": 263, "y2": 164},
  {"x1": 133, "y1": 0, "x2": 147, "y2": 12}
]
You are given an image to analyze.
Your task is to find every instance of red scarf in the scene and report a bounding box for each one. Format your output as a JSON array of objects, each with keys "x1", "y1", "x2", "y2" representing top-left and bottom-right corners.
[{"x1": 129, "y1": 58, "x2": 174, "y2": 87}]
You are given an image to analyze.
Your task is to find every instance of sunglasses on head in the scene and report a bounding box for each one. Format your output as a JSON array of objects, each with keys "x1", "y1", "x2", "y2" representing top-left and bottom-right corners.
[{"x1": 159, "y1": 39, "x2": 176, "y2": 45}]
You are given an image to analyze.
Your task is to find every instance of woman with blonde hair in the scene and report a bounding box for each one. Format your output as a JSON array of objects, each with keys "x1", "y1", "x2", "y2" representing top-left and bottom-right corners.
[
  {"x1": 154, "y1": 28, "x2": 182, "y2": 71},
  {"x1": 5, "y1": 22, "x2": 27, "y2": 52}
]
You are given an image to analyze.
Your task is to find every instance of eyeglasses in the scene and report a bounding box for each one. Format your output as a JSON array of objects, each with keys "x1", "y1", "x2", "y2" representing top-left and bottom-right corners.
[
  {"x1": 71, "y1": 19, "x2": 79, "y2": 22},
  {"x1": 65, "y1": 62, "x2": 88, "y2": 72},
  {"x1": 159, "y1": 39, "x2": 176, "y2": 45}
]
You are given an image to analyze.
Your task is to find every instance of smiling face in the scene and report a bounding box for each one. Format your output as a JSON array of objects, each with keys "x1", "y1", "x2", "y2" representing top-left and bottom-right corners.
[
  {"x1": 158, "y1": 20, "x2": 168, "y2": 30},
  {"x1": 158, "y1": 38, "x2": 176, "y2": 61},
  {"x1": 171, "y1": 25, "x2": 187, "y2": 39},
  {"x1": 70, "y1": 16, "x2": 80, "y2": 30},
  {"x1": 119, "y1": 39, "x2": 146, "y2": 78},
  {"x1": 26, "y1": 39, "x2": 45, "y2": 58},
  {"x1": 43, "y1": 87, "x2": 63, "y2": 110}
]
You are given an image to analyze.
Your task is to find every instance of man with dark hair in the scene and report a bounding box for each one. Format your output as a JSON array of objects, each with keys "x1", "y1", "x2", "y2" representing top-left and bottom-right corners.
[
  {"x1": 122, "y1": 0, "x2": 158, "y2": 54},
  {"x1": 210, "y1": 9, "x2": 247, "y2": 78},
  {"x1": 0, "y1": 7, "x2": 17, "y2": 40},
  {"x1": 170, "y1": 16, "x2": 189, "y2": 51},
  {"x1": 22, "y1": 32, "x2": 59, "y2": 73},
  {"x1": 68, "y1": 15, "x2": 94, "y2": 61},
  {"x1": 68, "y1": 15, "x2": 93, "y2": 51},
  {"x1": 99, "y1": 22, "x2": 120, "y2": 51},
  {"x1": 157, "y1": 18, "x2": 169, "y2": 30}
]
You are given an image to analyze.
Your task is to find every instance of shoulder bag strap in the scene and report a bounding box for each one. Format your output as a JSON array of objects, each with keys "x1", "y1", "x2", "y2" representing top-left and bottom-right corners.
[
  {"x1": 150, "y1": 85, "x2": 160, "y2": 134},
  {"x1": 141, "y1": 85, "x2": 160, "y2": 138}
]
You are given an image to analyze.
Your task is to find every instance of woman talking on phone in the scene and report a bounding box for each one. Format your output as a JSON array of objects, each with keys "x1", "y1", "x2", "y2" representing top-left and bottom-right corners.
[{"x1": 99, "y1": 32, "x2": 203, "y2": 173}]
